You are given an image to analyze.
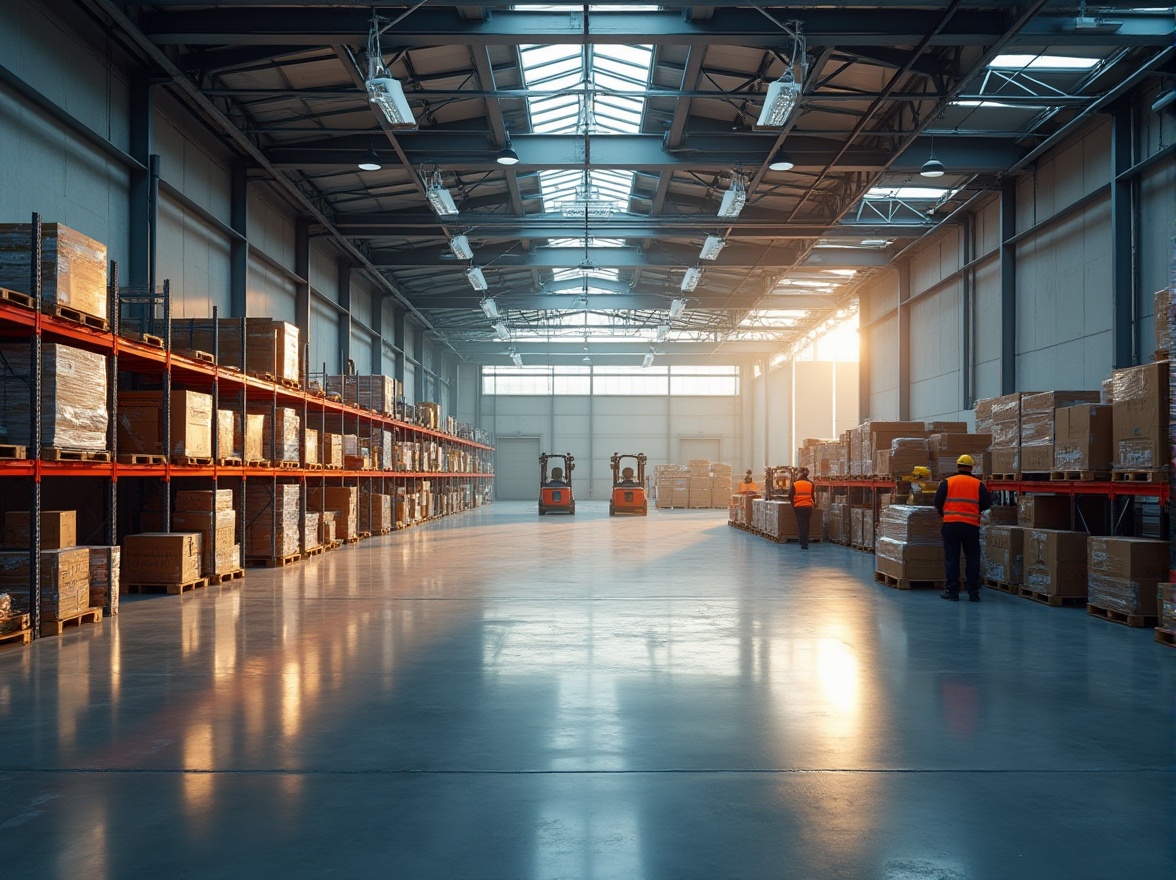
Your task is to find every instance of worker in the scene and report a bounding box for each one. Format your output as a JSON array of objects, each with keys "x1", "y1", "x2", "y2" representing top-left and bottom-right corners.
[
  {"x1": 907, "y1": 465, "x2": 933, "y2": 504},
  {"x1": 739, "y1": 470, "x2": 757, "y2": 493},
  {"x1": 619, "y1": 466, "x2": 639, "y2": 487},
  {"x1": 789, "y1": 467, "x2": 815, "y2": 549},
  {"x1": 548, "y1": 466, "x2": 567, "y2": 487},
  {"x1": 933, "y1": 454, "x2": 992, "y2": 602}
]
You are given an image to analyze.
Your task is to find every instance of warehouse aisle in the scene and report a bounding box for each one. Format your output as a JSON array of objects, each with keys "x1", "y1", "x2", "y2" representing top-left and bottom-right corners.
[{"x1": 0, "y1": 501, "x2": 1172, "y2": 879}]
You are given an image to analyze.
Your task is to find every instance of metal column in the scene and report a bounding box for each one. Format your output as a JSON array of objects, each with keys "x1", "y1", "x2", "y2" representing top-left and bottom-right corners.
[
  {"x1": 897, "y1": 259, "x2": 911, "y2": 420},
  {"x1": 230, "y1": 161, "x2": 248, "y2": 317},
  {"x1": 1111, "y1": 104, "x2": 1137, "y2": 369},
  {"x1": 999, "y1": 180, "x2": 1017, "y2": 394}
]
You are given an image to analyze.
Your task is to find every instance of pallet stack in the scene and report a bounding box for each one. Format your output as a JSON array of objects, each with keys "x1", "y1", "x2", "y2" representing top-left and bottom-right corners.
[
  {"x1": 873, "y1": 505, "x2": 945, "y2": 589},
  {"x1": 244, "y1": 483, "x2": 301, "y2": 563},
  {"x1": 171, "y1": 489, "x2": 242, "y2": 583},
  {"x1": 118, "y1": 390, "x2": 214, "y2": 462},
  {"x1": 121, "y1": 532, "x2": 204, "y2": 594},
  {"x1": 0, "y1": 343, "x2": 109, "y2": 456}
]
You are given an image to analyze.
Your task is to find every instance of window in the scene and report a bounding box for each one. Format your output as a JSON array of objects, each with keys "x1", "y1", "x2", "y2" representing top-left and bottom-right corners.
[{"x1": 482, "y1": 365, "x2": 740, "y2": 395}]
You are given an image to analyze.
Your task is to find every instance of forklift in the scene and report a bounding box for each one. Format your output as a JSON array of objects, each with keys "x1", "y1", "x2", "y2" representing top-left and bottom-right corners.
[
  {"x1": 763, "y1": 466, "x2": 796, "y2": 500},
  {"x1": 609, "y1": 453, "x2": 648, "y2": 516},
  {"x1": 539, "y1": 452, "x2": 576, "y2": 515}
]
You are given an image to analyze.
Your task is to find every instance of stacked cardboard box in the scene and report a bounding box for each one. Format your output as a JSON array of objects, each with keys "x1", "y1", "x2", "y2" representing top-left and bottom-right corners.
[
  {"x1": 244, "y1": 483, "x2": 301, "y2": 558},
  {"x1": 1087, "y1": 536, "x2": 1167, "y2": 617},
  {"x1": 84, "y1": 546, "x2": 120, "y2": 613},
  {"x1": 318, "y1": 510, "x2": 336, "y2": 546},
  {"x1": 325, "y1": 374, "x2": 402, "y2": 413},
  {"x1": 756, "y1": 500, "x2": 798, "y2": 540},
  {"x1": 304, "y1": 428, "x2": 319, "y2": 466},
  {"x1": 417, "y1": 402, "x2": 441, "y2": 429},
  {"x1": 359, "y1": 488, "x2": 393, "y2": 533},
  {"x1": 856, "y1": 421, "x2": 927, "y2": 476},
  {"x1": 121, "y1": 533, "x2": 202, "y2": 586},
  {"x1": 655, "y1": 465, "x2": 689, "y2": 509},
  {"x1": 1019, "y1": 391, "x2": 1101, "y2": 472},
  {"x1": 875, "y1": 505, "x2": 944, "y2": 581},
  {"x1": 0, "y1": 343, "x2": 109, "y2": 450},
  {"x1": 323, "y1": 432, "x2": 345, "y2": 467},
  {"x1": 1023, "y1": 529, "x2": 1088, "y2": 597},
  {"x1": 119, "y1": 390, "x2": 214, "y2": 458},
  {"x1": 4, "y1": 510, "x2": 76, "y2": 549},
  {"x1": 217, "y1": 409, "x2": 237, "y2": 459},
  {"x1": 371, "y1": 428, "x2": 393, "y2": 471},
  {"x1": 172, "y1": 489, "x2": 239, "y2": 577},
  {"x1": 0, "y1": 547, "x2": 91, "y2": 620},
  {"x1": 309, "y1": 486, "x2": 358, "y2": 540},
  {"x1": 825, "y1": 502, "x2": 850, "y2": 544},
  {"x1": 1154, "y1": 288, "x2": 1172, "y2": 361},
  {"x1": 1159, "y1": 584, "x2": 1176, "y2": 632},
  {"x1": 303, "y1": 511, "x2": 321, "y2": 552},
  {"x1": 171, "y1": 318, "x2": 300, "y2": 385},
  {"x1": 850, "y1": 508, "x2": 865, "y2": 546},
  {"x1": 1017, "y1": 495, "x2": 1071, "y2": 530},
  {"x1": 1053, "y1": 404, "x2": 1113, "y2": 472},
  {"x1": 1111, "y1": 362, "x2": 1169, "y2": 470},
  {"x1": 929, "y1": 433, "x2": 992, "y2": 478},
  {"x1": 981, "y1": 525, "x2": 1026, "y2": 585},
  {"x1": 878, "y1": 437, "x2": 931, "y2": 477},
  {"x1": 247, "y1": 405, "x2": 300, "y2": 463},
  {"x1": 710, "y1": 465, "x2": 733, "y2": 507},
  {"x1": 0, "y1": 222, "x2": 108, "y2": 321}
]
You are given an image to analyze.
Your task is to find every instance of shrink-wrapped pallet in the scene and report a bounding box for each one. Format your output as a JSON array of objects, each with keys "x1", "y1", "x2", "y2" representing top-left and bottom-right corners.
[
  {"x1": 244, "y1": 483, "x2": 301, "y2": 557},
  {"x1": 980, "y1": 525, "x2": 1025, "y2": 585},
  {"x1": 1110, "y1": 362, "x2": 1169, "y2": 469},
  {"x1": 171, "y1": 318, "x2": 300, "y2": 385},
  {"x1": 217, "y1": 409, "x2": 238, "y2": 459},
  {"x1": 84, "y1": 546, "x2": 120, "y2": 614},
  {"x1": 326, "y1": 374, "x2": 401, "y2": 413},
  {"x1": 304, "y1": 428, "x2": 319, "y2": 466},
  {"x1": 1024, "y1": 529, "x2": 1088, "y2": 597},
  {"x1": 323, "y1": 432, "x2": 345, "y2": 467},
  {"x1": 304, "y1": 511, "x2": 321, "y2": 551},
  {"x1": 0, "y1": 222, "x2": 108, "y2": 321},
  {"x1": 359, "y1": 489, "x2": 393, "y2": 533},
  {"x1": 0, "y1": 343, "x2": 108, "y2": 450},
  {"x1": 248, "y1": 405, "x2": 300, "y2": 463},
  {"x1": 1086, "y1": 536, "x2": 1167, "y2": 617},
  {"x1": 875, "y1": 505, "x2": 945, "y2": 581},
  {"x1": 172, "y1": 509, "x2": 237, "y2": 576},
  {"x1": 118, "y1": 390, "x2": 213, "y2": 458},
  {"x1": 122, "y1": 533, "x2": 202, "y2": 585},
  {"x1": 309, "y1": 486, "x2": 358, "y2": 540}
]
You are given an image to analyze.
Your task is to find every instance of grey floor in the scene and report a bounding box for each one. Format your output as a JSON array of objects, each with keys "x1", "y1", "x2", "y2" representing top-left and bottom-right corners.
[{"x1": 1, "y1": 501, "x2": 1173, "y2": 880}]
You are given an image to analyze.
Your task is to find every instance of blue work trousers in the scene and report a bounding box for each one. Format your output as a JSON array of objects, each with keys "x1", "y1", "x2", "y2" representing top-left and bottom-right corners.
[{"x1": 941, "y1": 521, "x2": 981, "y2": 597}]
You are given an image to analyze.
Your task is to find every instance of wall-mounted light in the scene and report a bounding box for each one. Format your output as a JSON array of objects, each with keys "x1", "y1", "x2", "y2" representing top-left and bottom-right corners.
[
  {"x1": 466, "y1": 266, "x2": 488, "y2": 291},
  {"x1": 448, "y1": 234, "x2": 474, "y2": 260},
  {"x1": 357, "y1": 145, "x2": 382, "y2": 172},
  {"x1": 699, "y1": 235, "x2": 726, "y2": 261}
]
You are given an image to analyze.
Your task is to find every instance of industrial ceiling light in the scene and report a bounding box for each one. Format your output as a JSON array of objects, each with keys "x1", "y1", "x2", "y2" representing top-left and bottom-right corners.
[
  {"x1": 357, "y1": 145, "x2": 382, "y2": 172},
  {"x1": 717, "y1": 174, "x2": 747, "y2": 217},
  {"x1": 642, "y1": 349, "x2": 655, "y2": 369},
  {"x1": 510, "y1": 349, "x2": 524, "y2": 367},
  {"x1": 449, "y1": 234, "x2": 474, "y2": 261},
  {"x1": 668, "y1": 298, "x2": 687, "y2": 320},
  {"x1": 655, "y1": 323, "x2": 668, "y2": 343},
  {"x1": 920, "y1": 155, "x2": 946, "y2": 178},
  {"x1": 425, "y1": 170, "x2": 459, "y2": 216},
  {"x1": 768, "y1": 149, "x2": 795, "y2": 172},
  {"x1": 756, "y1": 70, "x2": 802, "y2": 128},
  {"x1": 480, "y1": 296, "x2": 500, "y2": 320},
  {"x1": 366, "y1": 16, "x2": 417, "y2": 129},
  {"x1": 680, "y1": 267, "x2": 702, "y2": 291},
  {"x1": 495, "y1": 133, "x2": 520, "y2": 166},
  {"x1": 699, "y1": 235, "x2": 726, "y2": 261},
  {"x1": 466, "y1": 266, "x2": 488, "y2": 291},
  {"x1": 493, "y1": 321, "x2": 510, "y2": 341}
]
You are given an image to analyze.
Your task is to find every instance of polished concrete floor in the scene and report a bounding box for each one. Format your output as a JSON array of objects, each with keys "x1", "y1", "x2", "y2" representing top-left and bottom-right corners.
[{"x1": 1, "y1": 501, "x2": 1173, "y2": 879}]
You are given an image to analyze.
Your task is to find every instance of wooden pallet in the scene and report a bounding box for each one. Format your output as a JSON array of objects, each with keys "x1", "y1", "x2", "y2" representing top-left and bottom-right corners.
[
  {"x1": 206, "y1": 568, "x2": 245, "y2": 585},
  {"x1": 171, "y1": 455, "x2": 214, "y2": 466},
  {"x1": 983, "y1": 578, "x2": 1018, "y2": 594},
  {"x1": 0, "y1": 287, "x2": 35, "y2": 309},
  {"x1": 375, "y1": 528, "x2": 392, "y2": 536},
  {"x1": 0, "y1": 444, "x2": 27, "y2": 460},
  {"x1": 304, "y1": 462, "x2": 324, "y2": 470},
  {"x1": 266, "y1": 460, "x2": 300, "y2": 470},
  {"x1": 850, "y1": 543, "x2": 874, "y2": 553},
  {"x1": 279, "y1": 378, "x2": 300, "y2": 390},
  {"x1": 123, "y1": 577, "x2": 208, "y2": 596},
  {"x1": 41, "y1": 447, "x2": 111, "y2": 462},
  {"x1": 1017, "y1": 586, "x2": 1086, "y2": 608},
  {"x1": 1154, "y1": 627, "x2": 1176, "y2": 648},
  {"x1": 874, "y1": 570, "x2": 944, "y2": 591},
  {"x1": 243, "y1": 459, "x2": 266, "y2": 468},
  {"x1": 323, "y1": 464, "x2": 343, "y2": 470},
  {"x1": 216, "y1": 457, "x2": 243, "y2": 467},
  {"x1": 0, "y1": 627, "x2": 32, "y2": 647},
  {"x1": 190, "y1": 350, "x2": 215, "y2": 364},
  {"x1": 41, "y1": 607, "x2": 103, "y2": 636},
  {"x1": 118, "y1": 453, "x2": 167, "y2": 465},
  {"x1": 0, "y1": 614, "x2": 32, "y2": 647},
  {"x1": 41, "y1": 302, "x2": 109, "y2": 331},
  {"x1": 341, "y1": 536, "x2": 360, "y2": 545},
  {"x1": 1050, "y1": 470, "x2": 1111, "y2": 482},
  {"x1": 1086, "y1": 603, "x2": 1158, "y2": 628},
  {"x1": 1110, "y1": 469, "x2": 1168, "y2": 484},
  {"x1": 126, "y1": 331, "x2": 164, "y2": 348},
  {"x1": 303, "y1": 545, "x2": 324, "y2": 557},
  {"x1": 988, "y1": 473, "x2": 1018, "y2": 482},
  {"x1": 244, "y1": 552, "x2": 302, "y2": 568}
]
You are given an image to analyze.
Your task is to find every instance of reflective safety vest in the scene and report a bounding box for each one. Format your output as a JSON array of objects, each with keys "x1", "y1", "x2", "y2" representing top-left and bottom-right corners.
[
  {"x1": 792, "y1": 479, "x2": 814, "y2": 509},
  {"x1": 942, "y1": 474, "x2": 981, "y2": 526}
]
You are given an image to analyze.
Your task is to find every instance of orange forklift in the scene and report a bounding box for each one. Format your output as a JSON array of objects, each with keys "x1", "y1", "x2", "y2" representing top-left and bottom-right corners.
[
  {"x1": 609, "y1": 452, "x2": 648, "y2": 516},
  {"x1": 539, "y1": 452, "x2": 576, "y2": 515}
]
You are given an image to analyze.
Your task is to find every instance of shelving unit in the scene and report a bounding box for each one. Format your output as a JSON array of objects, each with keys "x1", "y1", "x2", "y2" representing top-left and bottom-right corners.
[{"x1": 0, "y1": 216, "x2": 495, "y2": 641}]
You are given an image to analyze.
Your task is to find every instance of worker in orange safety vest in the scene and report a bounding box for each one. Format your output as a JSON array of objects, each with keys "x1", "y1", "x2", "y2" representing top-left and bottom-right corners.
[
  {"x1": 789, "y1": 467, "x2": 815, "y2": 549},
  {"x1": 933, "y1": 454, "x2": 992, "y2": 602}
]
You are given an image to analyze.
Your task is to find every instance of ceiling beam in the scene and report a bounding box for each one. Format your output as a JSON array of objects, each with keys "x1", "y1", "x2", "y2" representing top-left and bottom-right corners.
[
  {"x1": 411, "y1": 293, "x2": 847, "y2": 310},
  {"x1": 370, "y1": 242, "x2": 814, "y2": 269}
]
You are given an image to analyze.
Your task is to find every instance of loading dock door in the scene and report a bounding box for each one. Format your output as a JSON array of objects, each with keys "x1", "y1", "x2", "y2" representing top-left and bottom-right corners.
[{"x1": 494, "y1": 437, "x2": 541, "y2": 500}]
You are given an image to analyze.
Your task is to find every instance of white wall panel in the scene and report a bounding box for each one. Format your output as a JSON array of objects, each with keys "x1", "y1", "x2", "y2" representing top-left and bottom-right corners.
[
  {"x1": 868, "y1": 313, "x2": 899, "y2": 417},
  {"x1": 156, "y1": 197, "x2": 232, "y2": 319},
  {"x1": 248, "y1": 194, "x2": 295, "y2": 273},
  {"x1": 909, "y1": 283, "x2": 961, "y2": 416},
  {"x1": 974, "y1": 197, "x2": 1001, "y2": 257},
  {"x1": 246, "y1": 262, "x2": 294, "y2": 323},
  {"x1": 1017, "y1": 122, "x2": 1110, "y2": 229},
  {"x1": 350, "y1": 328, "x2": 372, "y2": 374},
  {"x1": 972, "y1": 256, "x2": 1003, "y2": 401},
  {"x1": 860, "y1": 268, "x2": 898, "y2": 325},
  {"x1": 1139, "y1": 163, "x2": 1176, "y2": 354},
  {"x1": 310, "y1": 299, "x2": 339, "y2": 376}
]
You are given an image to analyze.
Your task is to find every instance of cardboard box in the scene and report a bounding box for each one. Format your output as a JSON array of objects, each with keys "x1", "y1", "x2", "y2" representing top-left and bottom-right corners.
[
  {"x1": 84, "y1": 545, "x2": 120, "y2": 614},
  {"x1": 981, "y1": 525, "x2": 1025, "y2": 585},
  {"x1": 121, "y1": 533, "x2": 202, "y2": 585},
  {"x1": 875, "y1": 540, "x2": 946, "y2": 581},
  {"x1": 0, "y1": 547, "x2": 91, "y2": 619},
  {"x1": 1160, "y1": 584, "x2": 1176, "y2": 629},
  {"x1": 1024, "y1": 529, "x2": 1088, "y2": 596},
  {"x1": 217, "y1": 409, "x2": 236, "y2": 459},
  {"x1": 243, "y1": 413, "x2": 265, "y2": 462},
  {"x1": 244, "y1": 484, "x2": 300, "y2": 557},
  {"x1": 171, "y1": 318, "x2": 300, "y2": 385},
  {"x1": 172, "y1": 509, "x2": 237, "y2": 575},
  {"x1": 248, "y1": 405, "x2": 300, "y2": 463},
  {"x1": 1111, "y1": 361, "x2": 1169, "y2": 469},
  {"x1": 304, "y1": 428, "x2": 319, "y2": 466},
  {"x1": 0, "y1": 343, "x2": 109, "y2": 450},
  {"x1": 0, "y1": 222, "x2": 108, "y2": 321},
  {"x1": 174, "y1": 489, "x2": 234, "y2": 512},
  {"x1": 1087, "y1": 538, "x2": 1167, "y2": 616},
  {"x1": 990, "y1": 447, "x2": 1019, "y2": 474},
  {"x1": 118, "y1": 390, "x2": 214, "y2": 458},
  {"x1": 4, "y1": 510, "x2": 76, "y2": 549},
  {"x1": 323, "y1": 433, "x2": 345, "y2": 467},
  {"x1": 1020, "y1": 444, "x2": 1055, "y2": 473},
  {"x1": 1053, "y1": 405, "x2": 1113, "y2": 471},
  {"x1": 309, "y1": 486, "x2": 358, "y2": 539},
  {"x1": 1017, "y1": 495, "x2": 1070, "y2": 529}
]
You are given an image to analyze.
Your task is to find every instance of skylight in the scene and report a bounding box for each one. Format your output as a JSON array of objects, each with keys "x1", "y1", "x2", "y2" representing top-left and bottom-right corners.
[
  {"x1": 988, "y1": 54, "x2": 1100, "y2": 70},
  {"x1": 865, "y1": 186, "x2": 957, "y2": 200}
]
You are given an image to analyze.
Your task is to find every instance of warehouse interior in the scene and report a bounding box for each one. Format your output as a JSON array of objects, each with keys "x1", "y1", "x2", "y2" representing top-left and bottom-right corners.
[{"x1": 0, "y1": 1, "x2": 1174, "y2": 877}]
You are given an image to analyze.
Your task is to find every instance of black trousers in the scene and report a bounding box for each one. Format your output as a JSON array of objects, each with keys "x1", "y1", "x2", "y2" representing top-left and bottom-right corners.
[
  {"x1": 941, "y1": 521, "x2": 981, "y2": 596},
  {"x1": 795, "y1": 506, "x2": 813, "y2": 548}
]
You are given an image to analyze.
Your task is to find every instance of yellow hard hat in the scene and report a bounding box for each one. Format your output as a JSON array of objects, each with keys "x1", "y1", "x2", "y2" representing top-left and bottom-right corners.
[
  {"x1": 911, "y1": 466, "x2": 931, "y2": 478},
  {"x1": 956, "y1": 454, "x2": 975, "y2": 467}
]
